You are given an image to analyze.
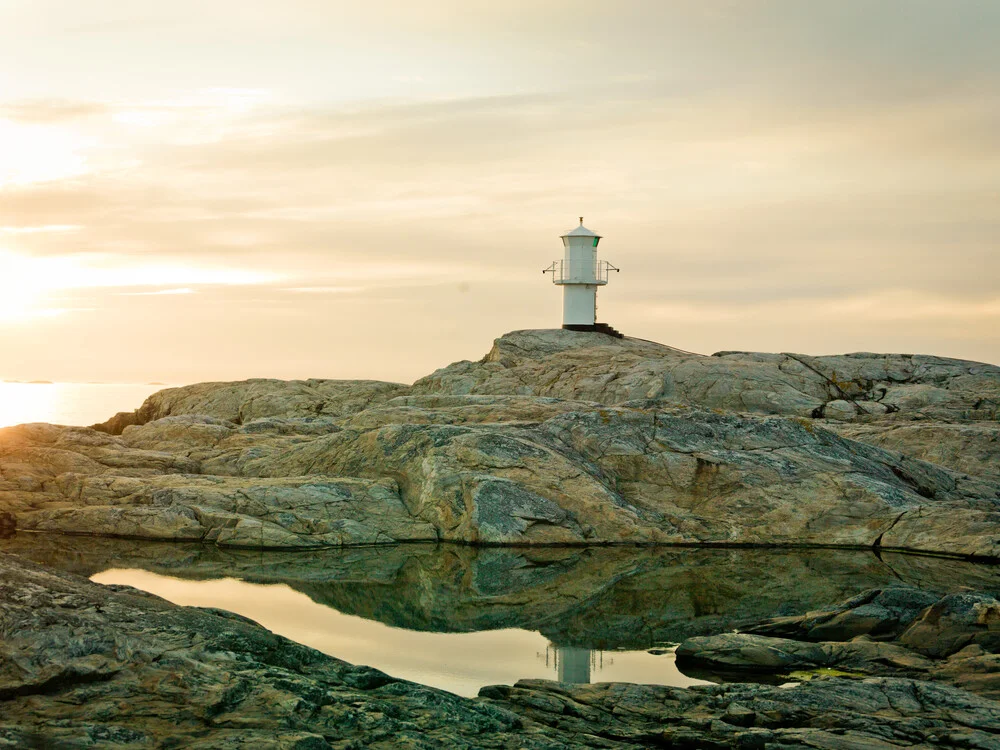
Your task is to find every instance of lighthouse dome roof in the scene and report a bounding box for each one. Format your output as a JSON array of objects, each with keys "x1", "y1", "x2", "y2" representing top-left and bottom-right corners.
[{"x1": 562, "y1": 223, "x2": 601, "y2": 238}]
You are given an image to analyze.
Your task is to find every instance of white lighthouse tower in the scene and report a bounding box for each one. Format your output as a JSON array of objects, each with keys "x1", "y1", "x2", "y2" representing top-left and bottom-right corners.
[{"x1": 543, "y1": 218, "x2": 621, "y2": 337}]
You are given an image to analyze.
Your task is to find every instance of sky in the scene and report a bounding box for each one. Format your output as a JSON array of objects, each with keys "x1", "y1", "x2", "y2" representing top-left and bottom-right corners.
[{"x1": 0, "y1": 0, "x2": 997, "y2": 384}]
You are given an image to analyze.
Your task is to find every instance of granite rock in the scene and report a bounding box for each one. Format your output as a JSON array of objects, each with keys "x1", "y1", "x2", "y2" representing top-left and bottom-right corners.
[
  {"x1": 4, "y1": 551, "x2": 1000, "y2": 749},
  {"x1": 1, "y1": 329, "x2": 997, "y2": 555},
  {"x1": 6, "y1": 402, "x2": 1000, "y2": 555},
  {"x1": 747, "y1": 587, "x2": 943, "y2": 641},
  {"x1": 831, "y1": 421, "x2": 1000, "y2": 481},
  {"x1": 678, "y1": 586, "x2": 1000, "y2": 699},
  {"x1": 412, "y1": 330, "x2": 1000, "y2": 423}
]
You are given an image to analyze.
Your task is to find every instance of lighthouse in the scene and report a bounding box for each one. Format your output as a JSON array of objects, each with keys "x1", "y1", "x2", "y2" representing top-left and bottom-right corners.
[{"x1": 543, "y1": 218, "x2": 622, "y2": 337}]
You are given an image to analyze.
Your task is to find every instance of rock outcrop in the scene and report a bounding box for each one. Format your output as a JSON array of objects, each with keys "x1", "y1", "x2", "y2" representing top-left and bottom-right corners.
[
  {"x1": 412, "y1": 330, "x2": 999, "y2": 423},
  {"x1": 676, "y1": 586, "x2": 1000, "y2": 699},
  {"x1": 482, "y1": 676, "x2": 1000, "y2": 749},
  {"x1": 0, "y1": 329, "x2": 997, "y2": 556},
  {"x1": 97, "y1": 378, "x2": 409, "y2": 433},
  {"x1": 830, "y1": 421, "x2": 1000, "y2": 482},
  {"x1": 4, "y1": 550, "x2": 1000, "y2": 749},
  {"x1": 413, "y1": 329, "x2": 1000, "y2": 485},
  {"x1": 0, "y1": 551, "x2": 543, "y2": 748}
]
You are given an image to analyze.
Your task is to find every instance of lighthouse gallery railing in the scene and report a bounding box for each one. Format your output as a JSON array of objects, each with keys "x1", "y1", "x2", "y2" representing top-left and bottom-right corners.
[{"x1": 543, "y1": 259, "x2": 619, "y2": 285}]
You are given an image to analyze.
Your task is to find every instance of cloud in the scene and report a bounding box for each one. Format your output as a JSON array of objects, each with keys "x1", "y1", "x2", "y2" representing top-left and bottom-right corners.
[
  {"x1": 284, "y1": 286, "x2": 364, "y2": 294},
  {"x1": 118, "y1": 287, "x2": 196, "y2": 296},
  {"x1": 0, "y1": 0, "x2": 998, "y2": 378},
  {"x1": 0, "y1": 100, "x2": 108, "y2": 124},
  {"x1": 0, "y1": 224, "x2": 81, "y2": 234},
  {"x1": 639, "y1": 291, "x2": 1000, "y2": 326}
]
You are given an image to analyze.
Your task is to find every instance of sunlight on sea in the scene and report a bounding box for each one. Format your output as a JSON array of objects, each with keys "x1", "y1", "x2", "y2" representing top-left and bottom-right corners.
[{"x1": 0, "y1": 382, "x2": 167, "y2": 428}]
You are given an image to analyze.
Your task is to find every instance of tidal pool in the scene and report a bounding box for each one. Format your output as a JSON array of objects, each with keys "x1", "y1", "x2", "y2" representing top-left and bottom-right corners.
[
  {"x1": 88, "y1": 568, "x2": 704, "y2": 696},
  {"x1": 4, "y1": 535, "x2": 1000, "y2": 697}
]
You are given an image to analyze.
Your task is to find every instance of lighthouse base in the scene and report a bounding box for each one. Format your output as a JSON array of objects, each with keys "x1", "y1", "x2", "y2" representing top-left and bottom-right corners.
[{"x1": 562, "y1": 323, "x2": 624, "y2": 339}]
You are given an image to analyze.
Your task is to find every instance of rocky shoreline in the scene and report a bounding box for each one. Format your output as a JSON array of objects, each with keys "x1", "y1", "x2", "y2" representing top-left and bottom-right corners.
[
  {"x1": 1, "y1": 329, "x2": 997, "y2": 557},
  {"x1": 678, "y1": 587, "x2": 1000, "y2": 699},
  {"x1": 3, "y1": 548, "x2": 1000, "y2": 748},
  {"x1": 2, "y1": 329, "x2": 999, "y2": 744}
]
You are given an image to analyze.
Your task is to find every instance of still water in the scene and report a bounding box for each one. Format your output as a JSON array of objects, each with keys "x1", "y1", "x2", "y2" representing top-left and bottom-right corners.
[
  {"x1": 89, "y1": 569, "x2": 699, "y2": 696},
  {"x1": 0, "y1": 382, "x2": 163, "y2": 428},
  {"x1": 4, "y1": 535, "x2": 1000, "y2": 697}
]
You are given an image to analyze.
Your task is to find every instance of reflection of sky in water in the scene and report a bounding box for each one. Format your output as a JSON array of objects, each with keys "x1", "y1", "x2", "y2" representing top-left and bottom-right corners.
[
  {"x1": 91, "y1": 568, "x2": 711, "y2": 697},
  {"x1": 0, "y1": 383, "x2": 162, "y2": 428}
]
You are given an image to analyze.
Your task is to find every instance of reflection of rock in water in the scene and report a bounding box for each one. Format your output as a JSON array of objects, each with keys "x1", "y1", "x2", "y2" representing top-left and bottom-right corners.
[{"x1": 4, "y1": 533, "x2": 1000, "y2": 651}]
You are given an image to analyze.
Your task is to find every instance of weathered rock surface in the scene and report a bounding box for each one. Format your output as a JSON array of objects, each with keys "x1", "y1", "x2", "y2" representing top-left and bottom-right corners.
[
  {"x1": 482, "y1": 675, "x2": 1000, "y2": 749},
  {"x1": 899, "y1": 592, "x2": 1000, "y2": 658},
  {"x1": 412, "y1": 330, "x2": 1000, "y2": 423},
  {"x1": 5, "y1": 402, "x2": 1000, "y2": 555},
  {"x1": 411, "y1": 329, "x2": 1000, "y2": 485},
  {"x1": 0, "y1": 551, "x2": 550, "y2": 748},
  {"x1": 1, "y1": 329, "x2": 998, "y2": 555},
  {"x1": 5, "y1": 550, "x2": 1000, "y2": 749},
  {"x1": 831, "y1": 421, "x2": 1000, "y2": 481},
  {"x1": 677, "y1": 631, "x2": 934, "y2": 675},
  {"x1": 0, "y1": 423, "x2": 436, "y2": 548},
  {"x1": 98, "y1": 378, "x2": 409, "y2": 433},
  {"x1": 676, "y1": 586, "x2": 1000, "y2": 699}
]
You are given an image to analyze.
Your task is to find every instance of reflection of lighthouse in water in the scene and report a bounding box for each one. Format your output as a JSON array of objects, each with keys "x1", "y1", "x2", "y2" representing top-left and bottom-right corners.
[{"x1": 539, "y1": 644, "x2": 610, "y2": 684}]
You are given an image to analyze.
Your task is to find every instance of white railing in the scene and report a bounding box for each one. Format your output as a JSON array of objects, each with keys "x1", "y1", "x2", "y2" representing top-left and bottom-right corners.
[{"x1": 542, "y1": 259, "x2": 619, "y2": 284}]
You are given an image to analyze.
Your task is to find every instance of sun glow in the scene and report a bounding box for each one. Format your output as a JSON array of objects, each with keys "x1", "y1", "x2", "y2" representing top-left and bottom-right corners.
[
  {"x1": 0, "y1": 251, "x2": 48, "y2": 322},
  {"x1": 0, "y1": 119, "x2": 91, "y2": 187},
  {"x1": 0, "y1": 249, "x2": 282, "y2": 324},
  {"x1": 0, "y1": 383, "x2": 165, "y2": 429}
]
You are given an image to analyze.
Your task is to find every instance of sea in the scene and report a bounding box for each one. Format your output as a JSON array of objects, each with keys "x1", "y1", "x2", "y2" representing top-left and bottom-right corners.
[{"x1": 0, "y1": 382, "x2": 165, "y2": 429}]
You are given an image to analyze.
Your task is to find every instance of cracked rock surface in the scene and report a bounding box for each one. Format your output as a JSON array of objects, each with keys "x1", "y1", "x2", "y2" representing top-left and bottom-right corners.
[
  {"x1": 1, "y1": 329, "x2": 997, "y2": 556},
  {"x1": 676, "y1": 585, "x2": 1000, "y2": 701},
  {"x1": 4, "y1": 551, "x2": 1000, "y2": 749}
]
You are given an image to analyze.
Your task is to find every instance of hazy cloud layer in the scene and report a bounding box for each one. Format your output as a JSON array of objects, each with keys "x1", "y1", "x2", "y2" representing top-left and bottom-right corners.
[{"x1": 0, "y1": 0, "x2": 997, "y2": 382}]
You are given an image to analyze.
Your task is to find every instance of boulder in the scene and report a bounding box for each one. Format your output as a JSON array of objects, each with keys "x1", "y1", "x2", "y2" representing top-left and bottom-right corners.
[
  {"x1": 747, "y1": 587, "x2": 942, "y2": 641},
  {"x1": 899, "y1": 593, "x2": 1000, "y2": 657},
  {"x1": 675, "y1": 632, "x2": 933, "y2": 674},
  {"x1": 677, "y1": 587, "x2": 1000, "y2": 699}
]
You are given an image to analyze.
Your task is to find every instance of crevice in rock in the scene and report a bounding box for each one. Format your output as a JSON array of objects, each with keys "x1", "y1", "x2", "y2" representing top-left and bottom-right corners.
[
  {"x1": 0, "y1": 667, "x2": 120, "y2": 701},
  {"x1": 889, "y1": 466, "x2": 936, "y2": 499},
  {"x1": 873, "y1": 511, "x2": 907, "y2": 551},
  {"x1": 785, "y1": 354, "x2": 868, "y2": 418}
]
